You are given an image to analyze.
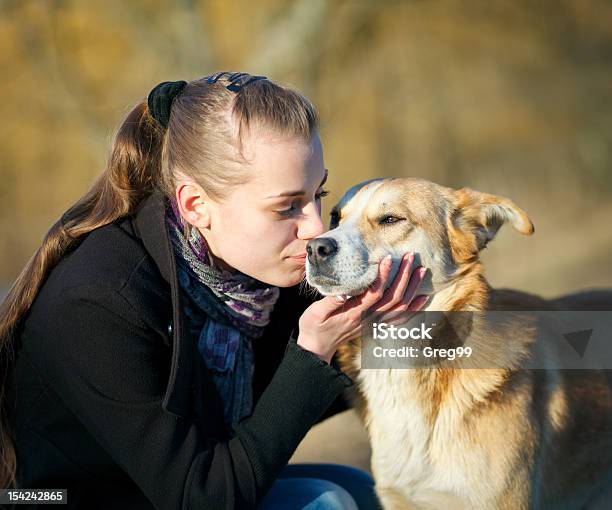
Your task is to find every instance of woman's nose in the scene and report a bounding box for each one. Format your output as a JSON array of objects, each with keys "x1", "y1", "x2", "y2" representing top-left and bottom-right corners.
[{"x1": 298, "y1": 203, "x2": 325, "y2": 239}]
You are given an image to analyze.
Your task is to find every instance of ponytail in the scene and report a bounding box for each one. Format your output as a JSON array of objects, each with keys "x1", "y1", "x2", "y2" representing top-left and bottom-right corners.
[{"x1": 0, "y1": 100, "x2": 164, "y2": 488}]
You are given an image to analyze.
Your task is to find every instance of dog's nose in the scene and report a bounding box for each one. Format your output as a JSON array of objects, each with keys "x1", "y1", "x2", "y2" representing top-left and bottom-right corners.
[{"x1": 306, "y1": 238, "x2": 338, "y2": 263}]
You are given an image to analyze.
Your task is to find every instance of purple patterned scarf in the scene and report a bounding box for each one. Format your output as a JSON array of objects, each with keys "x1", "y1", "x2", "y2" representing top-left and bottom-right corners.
[{"x1": 165, "y1": 196, "x2": 280, "y2": 431}]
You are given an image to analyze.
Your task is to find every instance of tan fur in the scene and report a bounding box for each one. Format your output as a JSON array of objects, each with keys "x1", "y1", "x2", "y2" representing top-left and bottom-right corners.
[{"x1": 327, "y1": 179, "x2": 612, "y2": 509}]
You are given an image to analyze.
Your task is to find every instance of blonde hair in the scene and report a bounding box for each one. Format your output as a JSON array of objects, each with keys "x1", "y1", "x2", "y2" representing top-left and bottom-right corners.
[{"x1": 0, "y1": 72, "x2": 318, "y2": 488}]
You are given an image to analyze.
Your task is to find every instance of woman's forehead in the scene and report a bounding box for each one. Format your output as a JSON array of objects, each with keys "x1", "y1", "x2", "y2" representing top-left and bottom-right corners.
[{"x1": 242, "y1": 134, "x2": 324, "y2": 191}]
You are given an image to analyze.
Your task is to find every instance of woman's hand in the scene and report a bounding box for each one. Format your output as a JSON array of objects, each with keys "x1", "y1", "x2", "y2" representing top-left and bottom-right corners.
[{"x1": 297, "y1": 252, "x2": 429, "y2": 364}]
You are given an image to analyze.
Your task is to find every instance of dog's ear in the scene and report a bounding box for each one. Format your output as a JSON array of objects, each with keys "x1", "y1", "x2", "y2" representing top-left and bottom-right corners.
[{"x1": 451, "y1": 187, "x2": 534, "y2": 252}]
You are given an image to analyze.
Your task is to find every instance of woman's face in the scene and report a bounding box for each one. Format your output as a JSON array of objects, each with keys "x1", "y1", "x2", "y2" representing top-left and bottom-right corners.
[{"x1": 177, "y1": 130, "x2": 328, "y2": 287}]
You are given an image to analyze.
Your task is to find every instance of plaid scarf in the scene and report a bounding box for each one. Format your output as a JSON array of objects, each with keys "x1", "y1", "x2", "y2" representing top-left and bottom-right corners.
[{"x1": 165, "y1": 196, "x2": 280, "y2": 432}]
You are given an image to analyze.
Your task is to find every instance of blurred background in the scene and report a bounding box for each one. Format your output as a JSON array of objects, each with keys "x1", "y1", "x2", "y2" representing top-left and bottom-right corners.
[
  {"x1": 1, "y1": 0, "x2": 611, "y2": 473},
  {"x1": 1, "y1": 0, "x2": 612, "y2": 296}
]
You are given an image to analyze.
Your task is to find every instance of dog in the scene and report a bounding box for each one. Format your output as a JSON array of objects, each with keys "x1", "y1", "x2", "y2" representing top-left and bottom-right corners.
[{"x1": 305, "y1": 177, "x2": 612, "y2": 509}]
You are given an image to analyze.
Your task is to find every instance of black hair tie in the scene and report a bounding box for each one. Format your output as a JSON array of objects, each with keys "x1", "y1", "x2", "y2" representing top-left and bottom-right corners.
[{"x1": 147, "y1": 80, "x2": 188, "y2": 128}]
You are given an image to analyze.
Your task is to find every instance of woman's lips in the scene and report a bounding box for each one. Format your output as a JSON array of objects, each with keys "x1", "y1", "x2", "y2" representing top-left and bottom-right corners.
[{"x1": 288, "y1": 253, "x2": 307, "y2": 263}]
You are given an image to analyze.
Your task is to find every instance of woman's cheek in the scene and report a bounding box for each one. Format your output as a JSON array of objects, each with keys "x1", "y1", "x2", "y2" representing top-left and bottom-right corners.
[{"x1": 256, "y1": 217, "x2": 293, "y2": 244}]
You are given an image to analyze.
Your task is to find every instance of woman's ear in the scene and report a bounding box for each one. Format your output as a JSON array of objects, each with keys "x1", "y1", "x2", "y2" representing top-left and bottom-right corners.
[
  {"x1": 452, "y1": 187, "x2": 534, "y2": 251},
  {"x1": 176, "y1": 180, "x2": 212, "y2": 229}
]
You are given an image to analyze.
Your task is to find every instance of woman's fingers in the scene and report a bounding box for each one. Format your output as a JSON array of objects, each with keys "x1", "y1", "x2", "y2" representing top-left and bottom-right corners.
[
  {"x1": 385, "y1": 269, "x2": 428, "y2": 317},
  {"x1": 407, "y1": 294, "x2": 429, "y2": 311},
  {"x1": 376, "y1": 252, "x2": 415, "y2": 311},
  {"x1": 403, "y1": 266, "x2": 427, "y2": 305},
  {"x1": 308, "y1": 294, "x2": 354, "y2": 321},
  {"x1": 356, "y1": 255, "x2": 394, "y2": 309}
]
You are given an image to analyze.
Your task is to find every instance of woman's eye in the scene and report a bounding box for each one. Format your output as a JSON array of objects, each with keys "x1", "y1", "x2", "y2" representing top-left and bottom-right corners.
[
  {"x1": 315, "y1": 188, "x2": 329, "y2": 200},
  {"x1": 276, "y1": 189, "x2": 329, "y2": 218},
  {"x1": 277, "y1": 204, "x2": 298, "y2": 217}
]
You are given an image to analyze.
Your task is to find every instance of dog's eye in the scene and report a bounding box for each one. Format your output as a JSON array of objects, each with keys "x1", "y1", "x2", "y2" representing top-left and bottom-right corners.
[
  {"x1": 330, "y1": 210, "x2": 340, "y2": 229},
  {"x1": 379, "y1": 215, "x2": 403, "y2": 225}
]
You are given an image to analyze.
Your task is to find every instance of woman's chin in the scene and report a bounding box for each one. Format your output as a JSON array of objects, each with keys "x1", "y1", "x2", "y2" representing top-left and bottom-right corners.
[
  {"x1": 254, "y1": 265, "x2": 305, "y2": 288},
  {"x1": 277, "y1": 266, "x2": 306, "y2": 288}
]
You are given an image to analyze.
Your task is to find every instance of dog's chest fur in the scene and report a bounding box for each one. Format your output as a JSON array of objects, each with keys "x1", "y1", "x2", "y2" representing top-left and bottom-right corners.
[
  {"x1": 356, "y1": 365, "x2": 472, "y2": 508},
  {"x1": 348, "y1": 347, "x2": 529, "y2": 509}
]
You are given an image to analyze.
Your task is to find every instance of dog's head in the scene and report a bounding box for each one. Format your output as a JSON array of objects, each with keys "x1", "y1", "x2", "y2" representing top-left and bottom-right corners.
[{"x1": 305, "y1": 177, "x2": 534, "y2": 297}]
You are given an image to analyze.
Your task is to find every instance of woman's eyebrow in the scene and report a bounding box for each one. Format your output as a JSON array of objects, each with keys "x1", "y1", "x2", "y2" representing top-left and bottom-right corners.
[{"x1": 264, "y1": 169, "x2": 328, "y2": 199}]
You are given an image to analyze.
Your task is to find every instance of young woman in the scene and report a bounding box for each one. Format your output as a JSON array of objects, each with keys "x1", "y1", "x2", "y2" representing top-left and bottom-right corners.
[{"x1": 0, "y1": 72, "x2": 427, "y2": 509}]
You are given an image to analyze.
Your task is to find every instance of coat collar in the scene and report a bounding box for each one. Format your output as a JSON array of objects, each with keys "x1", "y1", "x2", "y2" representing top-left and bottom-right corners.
[{"x1": 132, "y1": 189, "x2": 194, "y2": 417}]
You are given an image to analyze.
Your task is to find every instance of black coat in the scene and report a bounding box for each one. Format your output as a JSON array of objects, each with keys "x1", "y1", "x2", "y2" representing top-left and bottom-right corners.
[{"x1": 6, "y1": 189, "x2": 354, "y2": 509}]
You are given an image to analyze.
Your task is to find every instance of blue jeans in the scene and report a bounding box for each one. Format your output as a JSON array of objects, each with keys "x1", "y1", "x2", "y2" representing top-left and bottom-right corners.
[{"x1": 258, "y1": 463, "x2": 382, "y2": 510}]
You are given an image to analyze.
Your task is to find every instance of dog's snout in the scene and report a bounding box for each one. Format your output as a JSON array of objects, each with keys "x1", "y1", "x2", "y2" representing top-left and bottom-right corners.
[{"x1": 307, "y1": 238, "x2": 338, "y2": 264}]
